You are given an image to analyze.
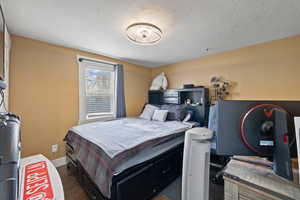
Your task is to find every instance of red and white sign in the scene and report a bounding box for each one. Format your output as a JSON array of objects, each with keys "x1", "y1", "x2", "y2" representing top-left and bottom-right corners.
[
  {"x1": 20, "y1": 154, "x2": 64, "y2": 200},
  {"x1": 23, "y1": 161, "x2": 54, "y2": 200}
]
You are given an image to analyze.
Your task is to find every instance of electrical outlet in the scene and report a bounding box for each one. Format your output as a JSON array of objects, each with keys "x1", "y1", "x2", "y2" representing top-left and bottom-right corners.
[{"x1": 52, "y1": 144, "x2": 58, "y2": 153}]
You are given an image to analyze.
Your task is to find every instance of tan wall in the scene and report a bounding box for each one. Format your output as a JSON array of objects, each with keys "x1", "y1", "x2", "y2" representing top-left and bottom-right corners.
[
  {"x1": 10, "y1": 34, "x2": 300, "y2": 160},
  {"x1": 152, "y1": 35, "x2": 300, "y2": 100},
  {"x1": 9, "y1": 35, "x2": 151, "y2": 160}
]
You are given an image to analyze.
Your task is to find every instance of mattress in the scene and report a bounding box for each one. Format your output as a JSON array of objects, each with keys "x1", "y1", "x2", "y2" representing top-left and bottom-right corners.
[
  {"x1": 114, "y1": 133, "x2": 185, "y2": 175},
  {"x1": 64, "y1": 118, "x2": 194, "y2": 198}
]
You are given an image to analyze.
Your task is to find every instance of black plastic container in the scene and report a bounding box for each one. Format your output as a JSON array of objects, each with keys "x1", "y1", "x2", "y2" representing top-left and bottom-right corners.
[{"x1": 0, "y1": 113, "x2": 21, "y2": 200}]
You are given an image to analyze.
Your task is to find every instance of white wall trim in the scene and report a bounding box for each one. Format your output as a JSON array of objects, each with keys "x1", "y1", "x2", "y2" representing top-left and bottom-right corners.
[{"x1": 51, "y1": 156, "x2": 67, "y2": 168}]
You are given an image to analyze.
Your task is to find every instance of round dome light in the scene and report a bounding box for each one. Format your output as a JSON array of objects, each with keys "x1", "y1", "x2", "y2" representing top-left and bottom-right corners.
[{"x1": 126, "y1": 23, "x2": 162, "y2": 45}]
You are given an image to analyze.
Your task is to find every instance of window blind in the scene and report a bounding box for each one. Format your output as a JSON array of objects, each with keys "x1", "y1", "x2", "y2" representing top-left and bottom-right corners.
[
  {"x1": 78, "y1": 57, "x2": 116, "y2": 122},
  {"x1": 84, "y1": 66, "x2": 115, "y2": 118}
]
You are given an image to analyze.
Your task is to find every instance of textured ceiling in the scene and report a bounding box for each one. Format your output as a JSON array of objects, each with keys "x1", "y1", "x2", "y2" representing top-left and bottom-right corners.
[{"x1": 3, "y1": 0, "x2": 300, "y2": 67}]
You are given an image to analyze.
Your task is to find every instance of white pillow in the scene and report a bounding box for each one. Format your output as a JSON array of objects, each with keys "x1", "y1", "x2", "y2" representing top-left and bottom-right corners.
[
  {"x1": 140, "y1": 104, "x2": 160, "y2": 120},
  {"x1": 152, "y1": 110, "x2": 168, "y2": 122},
  {"x1": 182, "y1": 112, "x2": 192, "y2": 122}
]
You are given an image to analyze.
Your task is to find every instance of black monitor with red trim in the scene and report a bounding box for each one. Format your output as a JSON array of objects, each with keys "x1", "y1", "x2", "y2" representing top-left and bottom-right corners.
[
  {"x1": 209, "y1": 100, "x2": 299, "y2": 157},
  {"x1": 209, "y1": 100, "x2": 300, "y2": 180}
]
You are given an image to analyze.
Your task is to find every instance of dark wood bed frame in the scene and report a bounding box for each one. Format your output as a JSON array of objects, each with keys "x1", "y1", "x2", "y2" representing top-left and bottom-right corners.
[{"x1": 66, "y1": 87, "x2": 209, "y2": 200}]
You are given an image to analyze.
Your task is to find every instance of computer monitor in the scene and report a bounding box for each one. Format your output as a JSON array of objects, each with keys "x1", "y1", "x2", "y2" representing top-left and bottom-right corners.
[{"x1": 209, "y1": 100, "x2": 300, "y2": 158}]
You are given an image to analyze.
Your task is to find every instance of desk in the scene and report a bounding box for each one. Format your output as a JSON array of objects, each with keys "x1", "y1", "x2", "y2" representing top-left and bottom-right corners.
[{"x1": 223, "y1": 159, "x2": 300, "y2": 200}]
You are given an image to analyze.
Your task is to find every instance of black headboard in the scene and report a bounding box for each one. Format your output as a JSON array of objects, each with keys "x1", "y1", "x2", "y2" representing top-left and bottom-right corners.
[{"x1": 148, "y1": 88, "x2": 210, "y2": 126}]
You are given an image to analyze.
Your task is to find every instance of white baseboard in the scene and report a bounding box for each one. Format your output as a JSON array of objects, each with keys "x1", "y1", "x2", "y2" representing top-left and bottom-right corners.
[{"x1": 52, "y1": 156, "x2": 67, "y2": 168}]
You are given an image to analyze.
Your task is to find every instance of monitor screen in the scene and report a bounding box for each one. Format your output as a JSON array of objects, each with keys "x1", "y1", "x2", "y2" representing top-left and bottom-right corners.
[{"x1": 210, "y1": 100, "x2": 300, "y2": 157}]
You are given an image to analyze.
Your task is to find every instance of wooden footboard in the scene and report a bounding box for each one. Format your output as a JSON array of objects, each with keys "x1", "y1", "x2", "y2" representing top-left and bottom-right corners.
[{"x1": 66, "y1": 141, "x2": 184, "y2": 200}]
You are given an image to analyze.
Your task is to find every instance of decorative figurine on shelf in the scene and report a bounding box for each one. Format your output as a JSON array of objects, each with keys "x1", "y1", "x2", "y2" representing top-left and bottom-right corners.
[
  {"x1": 185, "y1": 98, "x2": 192, "y2": 104},
  {"x1": 150, "y1": 72, "x2": 168, "y2": 90},
  {"x1": 210, "y1": 76, "x2": 231, "y2": 102}
]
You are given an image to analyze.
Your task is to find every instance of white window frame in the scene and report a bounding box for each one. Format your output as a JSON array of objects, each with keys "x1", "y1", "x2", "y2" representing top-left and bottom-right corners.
[{"x1": 77, "y1": 55, "x2": 118, "y2": 124}]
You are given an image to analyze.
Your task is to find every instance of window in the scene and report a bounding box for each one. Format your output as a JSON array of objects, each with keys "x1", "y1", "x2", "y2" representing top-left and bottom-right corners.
[{"x1": 78, "y1": 56, "x2": 117, "y2": 123}]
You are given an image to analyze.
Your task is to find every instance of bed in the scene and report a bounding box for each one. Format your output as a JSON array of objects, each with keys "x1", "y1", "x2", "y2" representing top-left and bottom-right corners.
[{"x1": 64, "y1": 87, "x2": 209, "y2": 200}]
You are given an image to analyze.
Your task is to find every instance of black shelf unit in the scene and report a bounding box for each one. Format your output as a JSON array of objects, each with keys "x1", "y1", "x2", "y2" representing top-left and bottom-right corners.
[{"x1": 148, "y1": 88, "x2": 209, "y2": 126}]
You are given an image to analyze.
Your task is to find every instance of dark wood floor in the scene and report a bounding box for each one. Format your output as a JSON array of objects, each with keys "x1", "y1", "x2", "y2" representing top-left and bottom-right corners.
[
  {"x1": 58, "y1": 166, "x2": 90, "y2": 200},
  {"x1": 57, "y1": 166, "x2": 169, "y2": 200},
  {"x1": 58, "y1": 166, "x2": 223, "y2": 200}
]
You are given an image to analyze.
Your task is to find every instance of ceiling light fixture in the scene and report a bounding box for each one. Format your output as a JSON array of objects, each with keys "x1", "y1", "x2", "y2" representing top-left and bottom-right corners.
[{"x1": 126, "y1": 23, "x2": 162, "y2": 45}]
